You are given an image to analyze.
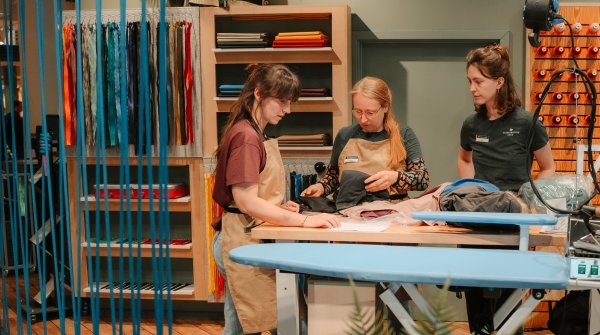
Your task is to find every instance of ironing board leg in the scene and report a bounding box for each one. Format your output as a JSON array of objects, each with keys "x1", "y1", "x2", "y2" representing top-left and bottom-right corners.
[
  {"x1": 495, "y1": 290, "x2": 545, "y2": 335},
  {"x1": 276, "y1": 270, "x2": 301, "y2": 335},
  {"x1": 379, "y1": 283, "x2": 418, "y2": 335},
  {"x1": 399, "y1": 283, "x2": 437, "y2": 322},
  {"x1": 493, "y1": 288, "x2": 527, "y2": 328}
]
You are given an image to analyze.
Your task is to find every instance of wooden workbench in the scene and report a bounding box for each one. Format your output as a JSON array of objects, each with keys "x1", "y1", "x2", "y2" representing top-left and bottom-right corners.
[{"x1": 251, "y1": 223, "x2": 567, "y2": 248}]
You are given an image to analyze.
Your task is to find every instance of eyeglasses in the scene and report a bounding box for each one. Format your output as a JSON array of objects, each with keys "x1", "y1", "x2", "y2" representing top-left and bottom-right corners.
[{"x1": 352, "y1": 106, "x2": 381, "y2": 119}]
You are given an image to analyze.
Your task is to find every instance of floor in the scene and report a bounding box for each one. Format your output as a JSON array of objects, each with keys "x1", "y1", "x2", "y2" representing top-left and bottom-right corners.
[{"x1": 0, "y1": 273, "x2": 554, "y2": 335}]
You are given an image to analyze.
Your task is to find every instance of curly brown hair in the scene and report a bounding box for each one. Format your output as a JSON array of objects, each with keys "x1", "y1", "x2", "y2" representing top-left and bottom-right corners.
[{"x1": 466, "y1": 44, "x2": 522, "y2": 115}]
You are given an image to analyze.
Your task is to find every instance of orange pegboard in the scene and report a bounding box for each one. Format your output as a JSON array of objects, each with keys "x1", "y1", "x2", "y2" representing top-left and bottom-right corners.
[{"x1": 525, "y1": 4, "x2": 600, "y2": 204}]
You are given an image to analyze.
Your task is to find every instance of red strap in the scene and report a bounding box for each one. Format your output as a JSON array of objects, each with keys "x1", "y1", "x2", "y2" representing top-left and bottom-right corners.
[{"x1": 184, "y1": 21, "x2": 194, "y2": 144}]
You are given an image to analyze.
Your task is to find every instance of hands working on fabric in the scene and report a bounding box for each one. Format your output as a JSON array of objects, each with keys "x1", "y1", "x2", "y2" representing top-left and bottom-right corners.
[
  {"x1": 279, "y1": 200, "x2": 340, "y2": 228},
  {"x1": 301, "y1": 76, "x2": 429, "y2": 199},
  {"x1": 364, "y1": 170, "x2": 399, "y2": 193}
]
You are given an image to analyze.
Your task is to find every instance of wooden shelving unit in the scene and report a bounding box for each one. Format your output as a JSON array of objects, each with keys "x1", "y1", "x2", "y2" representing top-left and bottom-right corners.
[
  {"x1": 67, "y1": 156, "x2": 208, "y2": 300},
  {"x1": 200, "y1": 4, "x2": 352, "y2": 157}
]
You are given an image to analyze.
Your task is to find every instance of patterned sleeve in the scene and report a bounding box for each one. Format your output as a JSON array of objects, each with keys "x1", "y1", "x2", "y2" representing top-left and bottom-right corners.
[
  {"x1": 391, "y1": 157, "x2": 429, "y2": 192},
  {"x1": 317, "y1": 165, "x2": 340, "y2": 196}
]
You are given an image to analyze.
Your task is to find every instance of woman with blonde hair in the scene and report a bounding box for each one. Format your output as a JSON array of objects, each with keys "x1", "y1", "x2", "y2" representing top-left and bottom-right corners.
[{"x1": 302, "y1": 76, "x2": 429, "y2": 199}]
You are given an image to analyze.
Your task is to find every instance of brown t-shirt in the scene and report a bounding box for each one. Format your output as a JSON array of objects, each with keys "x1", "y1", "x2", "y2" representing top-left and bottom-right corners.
[{"x1": 212, "y1": 120, "x2": 266, "y2": 207}]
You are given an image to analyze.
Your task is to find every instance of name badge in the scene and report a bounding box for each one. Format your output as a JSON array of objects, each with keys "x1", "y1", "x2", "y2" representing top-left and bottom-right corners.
[
  {"x1": 475, "y1": 135, "x2": 489, "y2": 143},
  {"x1": 344, "y1": 155, "x2": 359, "y2": 163}
]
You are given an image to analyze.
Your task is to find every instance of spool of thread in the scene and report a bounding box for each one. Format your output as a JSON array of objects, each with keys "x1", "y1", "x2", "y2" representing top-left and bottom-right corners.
[
  {"x1": 571, "y1": 22, "x2": 583, "y2": 34},
  {"x1": 535, "y1": 69, "x2": 547, "y2": 79},
  {"x1": 551, "y1": 115, "x2": 562, "y2": 125},
  {"x1": 314, "y1": 161, "x2": 326, "y2": 174},
  {"x1": 569, "y1": 92, "x2": 581, "y2": 102},
  {"x1": 554, "y1": 22, "x2": 566, "y2": 33},
  {"x1": 568, "y1": 115, "x2": 579, "y2": 125},
  {"x1": 552, "y1": 92, "x2": 564, "y2": 102},
  {"x1": 552, "y1": 46, "x2": 565, "y2": 57}
]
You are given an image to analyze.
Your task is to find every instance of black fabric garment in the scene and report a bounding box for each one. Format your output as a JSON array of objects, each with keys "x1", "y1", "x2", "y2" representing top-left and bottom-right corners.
[
  {"x1": 460, "y1": 107, "x2": 549, "y2": 191},
  {"x1": 296, "y1": 196, "x2": 337, "y2": 213},
  {"x1": 439, "y1": 186, "x2": 523, "y2": 231},
  {"x1": 289, "y1": 172, "x2": 296, "y2": 201},
  {"x1": 127, "y1": 22, "x2": 139, "y2": 148},
  {"x1": 465, "y1": 285, "x2": 523, "y2": 335},
  {"x1": 335, "y1": 170, "x2": 389, "y2": 210},
  {"x1": 547, "y1": 290, "x2": 590, "y2": 335},
  {"x1": 295, "y1": 170, "x2": 390, "y2": 213}
]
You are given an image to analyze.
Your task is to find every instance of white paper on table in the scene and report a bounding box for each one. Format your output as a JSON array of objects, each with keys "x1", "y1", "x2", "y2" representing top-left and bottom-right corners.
[{"x1": 328, "y1": 219, "x2": 390, "y2": 232}]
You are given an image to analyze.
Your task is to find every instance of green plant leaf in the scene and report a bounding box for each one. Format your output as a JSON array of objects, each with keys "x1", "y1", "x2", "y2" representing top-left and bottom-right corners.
[
  {"x1": 405, "y1": 278, "x2": 456, "y2": 335},
  {"x1": 345, "y1": 278, "x2": 396, "y2": 335}
]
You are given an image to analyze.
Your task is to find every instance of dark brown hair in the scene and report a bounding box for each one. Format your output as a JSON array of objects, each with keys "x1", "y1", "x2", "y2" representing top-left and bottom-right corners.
[
  {"x1": 215, "y1": 63, "x2": 301, "y2": 157},
  {"x1": 466, "y1": 44, "x2": 521, "y2": 115}
]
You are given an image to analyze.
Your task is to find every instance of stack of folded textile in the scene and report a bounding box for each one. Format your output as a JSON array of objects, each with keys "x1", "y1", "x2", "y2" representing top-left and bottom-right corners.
[
  {"x1": 277, "y1": 133, "x2": 331, "y2": 147},
  {"x1": 272, "y1": 31, "x2": 329, "y2": 48},
  {"x1": 300, "y1": 87, "x2": 329, "y2": 97},
  {"x1": 218, "y1": 84, "x2": 244, "y2": 97},
  {"x1": 216, "y1": 32, "x2": 270, "y2": 48}
]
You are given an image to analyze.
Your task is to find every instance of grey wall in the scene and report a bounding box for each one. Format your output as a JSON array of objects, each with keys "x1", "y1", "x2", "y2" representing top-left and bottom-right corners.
[
  {"x1": 273, "y1": 0, "x2": 591, "y2": 187},
  {"x1": 276, "y1": 0, "x2": 528, "y2": 186}
]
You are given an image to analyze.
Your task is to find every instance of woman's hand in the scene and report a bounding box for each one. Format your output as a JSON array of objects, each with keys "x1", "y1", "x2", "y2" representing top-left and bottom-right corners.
[
  {"x1": 364, "y1": 170, "x2": 398, "y2": 193},
  {"x1": 302, "y1": 213, "x2": 341, "y2": 228},
  {"x1": 301, "y1": 183, "x2": 325, "y2": 197},
  {"x1": 281, "y1": 201, "x2": 300, "y2": 213}
]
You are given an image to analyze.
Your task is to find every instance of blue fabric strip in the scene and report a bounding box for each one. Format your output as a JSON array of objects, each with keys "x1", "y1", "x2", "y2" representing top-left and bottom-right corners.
[{"x1": 411, "y1": 211, "x2": 558, "y2": 226}]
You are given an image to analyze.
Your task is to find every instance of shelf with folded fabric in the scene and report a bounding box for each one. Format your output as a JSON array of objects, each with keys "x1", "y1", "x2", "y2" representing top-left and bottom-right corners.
[
  {"x1": 79, "y1": 195, "x2": 192, "y2": 212},
  {"x1": 212, "y1": 47, "x2": 336, "y2": 63},
  {"x1": 83, "y1": 282, "x2": 195, "y2": 300},
  {"x1": 81, "y1": 240, "x2": 193, "y2": 258},
  {"x1": 214, "y1": 111, "x2": 334, "y2": 157},
  {"x1": 278, "y1": 146, "x2": 333, "y2": 152},
  {"x1": 213, "y1": 47, "x2": 333, "y2": 53},
  {"x1": 67, "y1": 156, "x2": 209, "y2": 301},
  {"x1": 79, "y1": 256, "x2": 197, "y2": 299},
  {"x1": 200, "y1": 4, "x2": 351, "y2": 156},
  {"x1": 214, "y1": 96, "x2": 333, "y2": 102},
  {"x1": 215, "y1": 97, "x2": 335, "y2": 115}
]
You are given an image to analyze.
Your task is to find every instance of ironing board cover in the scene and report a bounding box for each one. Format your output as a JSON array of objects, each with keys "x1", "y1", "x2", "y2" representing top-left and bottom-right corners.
[{"x1": 230, "y1": 243, "x2": 569, "y2": 289}]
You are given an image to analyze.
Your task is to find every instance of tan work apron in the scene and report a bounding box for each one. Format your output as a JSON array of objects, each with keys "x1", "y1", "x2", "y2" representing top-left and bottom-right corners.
[
  {"x1": 221, "y1": 138, "x2": 284, "y2": 333},
  {"x1": 338, "y1": 137, "x2": 406, "y2": 197}
]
